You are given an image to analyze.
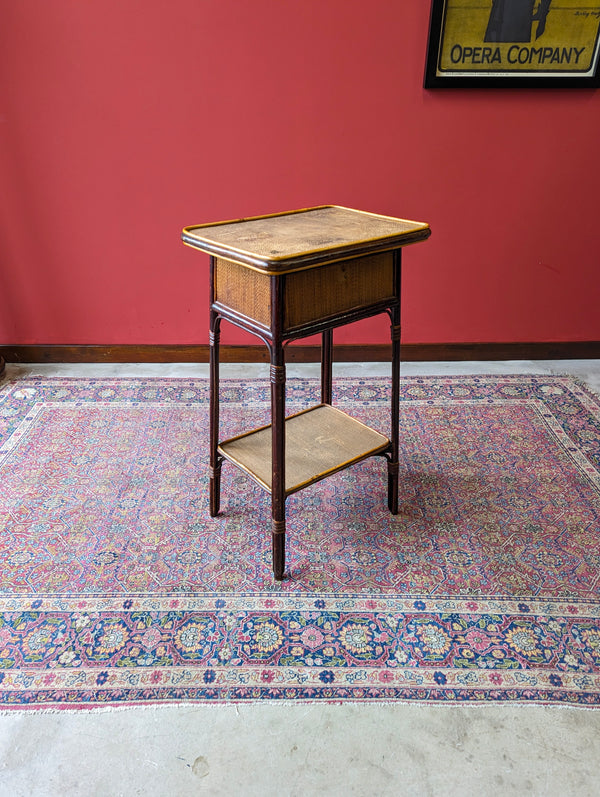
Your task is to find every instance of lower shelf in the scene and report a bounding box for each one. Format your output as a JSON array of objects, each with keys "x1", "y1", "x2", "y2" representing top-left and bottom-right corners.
[{"x1": 218, "y1": 403, "x2": 389, "y2": 496}]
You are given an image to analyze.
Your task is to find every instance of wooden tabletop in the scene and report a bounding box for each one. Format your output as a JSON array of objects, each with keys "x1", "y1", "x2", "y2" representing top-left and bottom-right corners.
[{"x1": 182, "y1": 205, "x2": 430, "y2": 273}]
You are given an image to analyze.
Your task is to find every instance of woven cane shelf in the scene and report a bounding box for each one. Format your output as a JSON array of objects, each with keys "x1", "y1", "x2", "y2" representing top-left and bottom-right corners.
[{"x1": 219, "y1": 404, "x2": 389, "y2": 496}]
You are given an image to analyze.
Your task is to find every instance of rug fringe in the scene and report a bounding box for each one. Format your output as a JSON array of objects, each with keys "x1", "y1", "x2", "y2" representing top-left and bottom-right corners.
[{"x1": 0, "y1": 698, "x2": 597, "y2": 716}]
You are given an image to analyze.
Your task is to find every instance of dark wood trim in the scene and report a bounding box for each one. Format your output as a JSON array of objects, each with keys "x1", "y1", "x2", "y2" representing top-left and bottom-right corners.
[
  {"x1": 0, "y1": 356, "x2": 5, "y2": 376},
  {"x1": 0, "y1": 341, "x2": 599, "y2": 365}
]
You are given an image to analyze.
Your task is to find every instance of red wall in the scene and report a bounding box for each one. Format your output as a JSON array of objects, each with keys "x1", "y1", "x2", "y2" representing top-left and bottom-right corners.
[{"x1": 1, "y1": 1, "x2": 599, "y2": 347}]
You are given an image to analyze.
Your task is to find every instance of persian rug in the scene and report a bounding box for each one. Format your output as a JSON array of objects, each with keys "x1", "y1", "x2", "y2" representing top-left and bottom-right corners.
[{"x1": 0, "y1": 373, "x2": 599, "y2": 710}]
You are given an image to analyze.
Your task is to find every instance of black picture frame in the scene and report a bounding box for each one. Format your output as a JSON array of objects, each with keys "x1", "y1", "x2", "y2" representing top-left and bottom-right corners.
[{"x1": 424, "y1": 0, "x2": 600, "y2": 88}]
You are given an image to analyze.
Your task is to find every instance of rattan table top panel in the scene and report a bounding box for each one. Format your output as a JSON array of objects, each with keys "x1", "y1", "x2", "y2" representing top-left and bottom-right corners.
[{"x1": 182, "y1": 205, "x2": 430, "y2": 272}]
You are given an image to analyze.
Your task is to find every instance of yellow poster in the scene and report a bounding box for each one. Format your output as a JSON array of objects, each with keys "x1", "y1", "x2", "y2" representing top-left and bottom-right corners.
[{"x1": 428, "y1": 0, "x2": 600, "y2": 81}]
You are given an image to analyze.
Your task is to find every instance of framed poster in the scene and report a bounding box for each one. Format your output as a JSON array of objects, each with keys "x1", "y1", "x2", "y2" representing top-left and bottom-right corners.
[{"x1": 424, "y1": 0, "x2": 600, "y2": 87}]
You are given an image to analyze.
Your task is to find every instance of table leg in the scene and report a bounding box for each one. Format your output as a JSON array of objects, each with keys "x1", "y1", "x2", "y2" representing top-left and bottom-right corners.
[
  {"x1": 388, "y1": 252, "x2": 402, "y2": 515},
  {"x1": 270, "y1": 352, "x2": 286, "y2": 580},
  {"x1": 209, "y1": 311, "x2": 222, "y2": 517},
  {"x1": 388, "y1": 310, "x2": 400, "y2": 515},
  {"x1": 321, "y1": 329, "x2": 333, "y2": 405}
]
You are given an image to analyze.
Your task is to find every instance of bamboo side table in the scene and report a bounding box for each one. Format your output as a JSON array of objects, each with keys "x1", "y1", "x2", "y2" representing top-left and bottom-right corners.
[{"x1": 182, "y1": 205, "x2": 430, "y2": 580}]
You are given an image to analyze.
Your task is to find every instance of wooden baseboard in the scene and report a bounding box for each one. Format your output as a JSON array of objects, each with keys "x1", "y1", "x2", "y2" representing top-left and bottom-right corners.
[{"x1": 1, "y1": 341, "x2": 599, "y2": 365}]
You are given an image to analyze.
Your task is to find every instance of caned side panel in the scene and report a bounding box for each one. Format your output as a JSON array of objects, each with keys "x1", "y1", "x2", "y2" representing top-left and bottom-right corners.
[
  {"x1": 284, "y1": 252, "x2": 394, "y2": 330},
  {"x1": 214, "y1": 258, "x2": 271, "y2": 326}
]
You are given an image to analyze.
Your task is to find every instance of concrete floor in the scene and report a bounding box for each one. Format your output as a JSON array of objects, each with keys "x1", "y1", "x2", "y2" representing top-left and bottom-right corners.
[{"x1": 1, "y1": 359, "x2": 599, "y2": 797}]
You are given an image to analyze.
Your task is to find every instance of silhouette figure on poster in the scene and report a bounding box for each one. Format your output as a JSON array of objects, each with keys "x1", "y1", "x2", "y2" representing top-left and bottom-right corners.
[{"x1": 485, "y1": 0, "x2": 552, "y2": 43}]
